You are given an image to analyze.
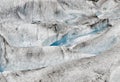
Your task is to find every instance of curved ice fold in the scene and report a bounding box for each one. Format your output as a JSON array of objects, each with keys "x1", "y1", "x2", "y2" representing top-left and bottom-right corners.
[{"x1": 77, "y1": 36, "x2": 117, "y2": 54}]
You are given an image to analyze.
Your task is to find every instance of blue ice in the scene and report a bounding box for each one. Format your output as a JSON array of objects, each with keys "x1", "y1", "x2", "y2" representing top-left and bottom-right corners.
[
  {"x1": 50, "y1": 34, "x2": 68, "y2": 46},
  {"x1": 0, "y1": 65, "x2": 4, "y2": 72},
  {"x1": 50, "y1": 20, "x2": 109, "y2": 46}
]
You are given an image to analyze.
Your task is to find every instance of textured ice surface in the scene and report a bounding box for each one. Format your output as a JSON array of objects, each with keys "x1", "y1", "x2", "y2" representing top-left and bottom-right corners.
[{"x1": 0, "y1": 0, "x2": 120, "y2": 82}]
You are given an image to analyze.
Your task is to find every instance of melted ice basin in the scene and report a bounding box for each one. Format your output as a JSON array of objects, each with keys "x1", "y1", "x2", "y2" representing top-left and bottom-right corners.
[{"x1": 0, "y1": 0, "x2": 120, "y2": 82}]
